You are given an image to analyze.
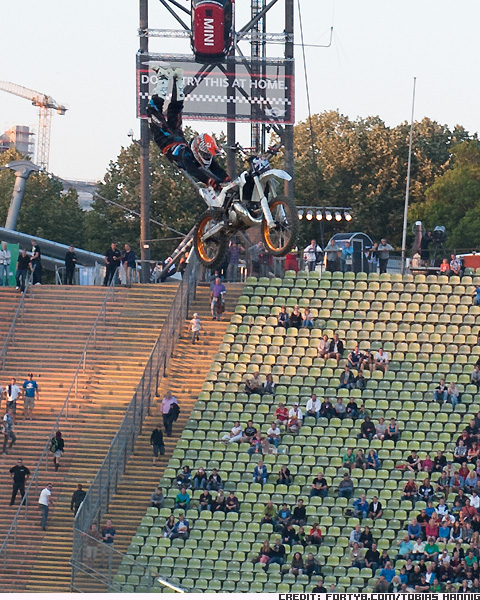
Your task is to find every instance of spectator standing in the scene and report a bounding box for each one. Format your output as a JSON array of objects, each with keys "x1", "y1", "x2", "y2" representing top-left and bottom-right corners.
[
  {"x1": 9, "y1": 458, "x2": 30, "y2": 506},
  {"x1": 226, "y1": 241, "x2": 244, "y2": 282},
  {"x1": 247, "y1": 242, "x2": 262, "y2": 277},
  {"x1": 38, "y1": 483, "x2": 53, "y2": 530},
  {"x1": 70, "y1": 483, "x2": 86, "y2": 515},
  {"x1": 30, "y1": 240, "x2": 42, "y2": 285},
  {"x1": 0, "y1": 241, "x2": 11, "y2": 285},
  {"x1": 2, "y1": 408, "x2": 16, "y2": 454},
  {"x1": 85, "y1": 523, "x2": 102, "y2": 567},
  {"x1": 325, "y1": 239, "x2": 340, "y2": 272},
  {"x1": 340, "y1": 241, "x2": 354, "y2": 273},
  {"x1": 150, "y1": 425, "x2": 165, "y2": 465},
  {"x1": 303, "y1": 239, "x2": 321, "y2": 272},
  {"x1": 121, "y1": 243, "x2": 136, "y2": 288},
  {"x1": 15, "y1": 249, "x2": 30, "y2": 291},
  {"x1": 377, "y1": 238, "x2": 394, "y2": 274},
  {"x1": 161, "y1": 391, "x2": 179, "y2": 436},
  {"x1": 210, "y1": 277, "x2": 226, "y2": 320},
  {"x1": 50, "y1": 431, "x2": 65, "y2": 472},
  {"x1": 64, "y1": 245, "x2": 77, "y2": 285},
  {"x1": 22, "y1": 373, "x2": 38, "y2": 421},
  {"x1": 103, "y1": 243, "x2": 121, "y2": 286},
  {"x1": 5, "y1": 378, "x2": 21, "y2": 419}
]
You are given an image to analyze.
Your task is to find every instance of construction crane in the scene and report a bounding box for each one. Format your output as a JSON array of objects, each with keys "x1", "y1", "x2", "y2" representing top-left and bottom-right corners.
[{"x1": 0, "y1": 81, "x2": 67, "y2": 170}]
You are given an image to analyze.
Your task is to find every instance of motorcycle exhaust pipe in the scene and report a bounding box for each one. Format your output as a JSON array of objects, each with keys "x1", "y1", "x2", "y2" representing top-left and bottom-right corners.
[{"x1": 233, "y1": 202, "x2": 263, "y2": 227}]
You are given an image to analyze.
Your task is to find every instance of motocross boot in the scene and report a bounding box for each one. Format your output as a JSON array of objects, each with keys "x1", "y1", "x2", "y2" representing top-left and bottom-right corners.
[
  {"x1": 173, "y1": 68, "x2": 185, "y2": 101},
  {"x1": 151, "y1": 63, "x2": 173, "y2": 99}
]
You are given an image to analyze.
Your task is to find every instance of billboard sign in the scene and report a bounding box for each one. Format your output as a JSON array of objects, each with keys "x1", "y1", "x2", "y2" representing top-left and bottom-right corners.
[{"x1": 136, "y1": 53, "x2": 294, "y2": 124}]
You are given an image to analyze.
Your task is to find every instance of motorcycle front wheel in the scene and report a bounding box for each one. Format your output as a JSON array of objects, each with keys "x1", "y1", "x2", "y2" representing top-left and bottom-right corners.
[
  {"x1": 262, "y1": 195, "x2": 299, "y2": 257},
  {"x1": 194, "y1": 209, "x2": 229, "y2": 269}
]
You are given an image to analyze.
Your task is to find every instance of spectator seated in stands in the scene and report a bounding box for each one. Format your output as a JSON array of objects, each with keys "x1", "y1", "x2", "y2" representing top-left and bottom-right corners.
[
  {"x1": 450, "y1": 253, "x2": 462, "y2": 277},
  {"x1": 338, "y1": 366, "x2": 355, "y2": 390},
  {"x1": 199, "y1": 490, "x2": 212, "y2": 512},
  {"x1": 454, "y1": 440, "x2": 468, "y2": 464},
  {"x1": 291, "y1": 499, "x2": 306, "y2": 526},
  {"x1": 435, "y1": 470, "x2": 450, "y2": 497},
  {"x1": 267, "y1": 421, "x2": 281, "y2": 448},
  {"x1": 384, "y1": 417, "x2": 400, "y2": 442},
  {"x1": 355, "y1": 371, "x2": 366, "y2": 390},
  {"x1": 380, "y1": 561, "x2": 396, "y2": 583},
  {"x1": 308, "y1": 523, "x2": 323, "y2": 546},
  {"x1": 334, "y1": 397, "x2": 347, "y2": 420},
  {"x1": 353, "y1": 494, "x2": 370, "y2": 519},
  {"x1": 435, "y1": 497, "x2": 449, "y2": 517},
  {"x1": 349, "y1": 523, "x2": 362, "y2": 546},
  {"x1": 207, "y1": 468, "x2": 223, "y2": 491},
  {"x1": 289, "y1": 552, "x2": 304, "y2": 576},
  {"x1": 440, "y1": 257, "x2": 449, "y2": 274},
  {"x1": 265, "y1": 538, "x2": 286, "y2": 572},
  {"x1": 306, "y1": 393, "x2": 321, "y2": 420},
  {"x1": 359, "y1": 525, "x2": 374, "y2": 549},
  {"x1": 418, "y1": 478, "x2": 434, "y2": 503},
  {"x1": 302, "y1": 308, "x2": 314, "y2": 328},
  {"x1": 357, "y1": 404, "x2": 368, "y2": 419},
  {"x1": 192, "y1": 467, "x2": 208, "y2": 490},
  {"x1": 304, "y1": 552, "x2": 321, "y2": 577},
  {"x1": 277, "y1": 503, "x2": 292, "y2": 529},
  {"x1": 468, "y1": 442, "x2": 480, "y2": 463},
  {"x1": 354, "y1": 449, "x2": 367, "y2": 472},
  {"x1": 438, "y1": 518, "x2": 451, "y2": 542},
  {"x1": 317, "y1": 334, "x2": 330, "y2": 359},
  {"x1": 424, "y1": 536, "x2": 440, "y2": 562},
  {"x1": 310, "y1": 471, "x2": 328, "y2": 498},
  {"x1": 470, "y1": 491, "x2": 480, "y2": 510},
  {"x1": 253, "y1": 540, "x2": 272, "y2": 566},
  {"x1": 175, "y1": 486, "x2": 191, "y2": 510},
  {"x1": 346, "y1": 397, "x2": 358, "y2": 419},
  {"x1": 465, "y1": 468, "x2": 478, "y2": 491},
  {"x1": 247, "y1": 431, "x2": 264, "y2": 456},
  {"x1": 170, "y1": 514, "x2": 189, "y2": 540},
  {"x1": 281, "y1": 522, "x2": 297, "y2": 546},
  {"x1": 374, "y1": 348, "x2": 389, "y2": 373},
  {"x1": 328, "y1": 333, "x2": 344, "y2": 363},
  {"x1": 447, "y1": 381, "x2": 460, "y2": 408},
  {"x1": 289, "y1": 305, "x2": 303, "y2": 329},
  {"x1": 407, "y1": 517, "x2": 422, "y2": 540},
  {"x1": 406, "y1": 450, "x2": 421, "y2": 472},
  {"x1": 365, "y1": 542, "x2": 380, "y2": 575},
  {"x1": 402, "y1": 479, "x2": 418, "y2": 506},
  {"x1": 277, "y1": 466, "x2": 292, "y2": 486},
  {"x1": 253, "y1": 460, "x2": 268, "y2": 485},
  {"x1": 275, "y1": 403, "x2": 289, "y2": 427},
  {"x1": 358, "y1": 415, "x2": 376, "y2": 441},
  {"x1": 277, "y1": 305, "x2": 290, "y2": 328},
  {"x1": 350, "y1": 542, "x2": 365, "y2": 568},
  {"x1": 261, "y1": 500, "x2": 277, "y2": 527},
  {"x1": 362, "y1": 350, "x2": 375, "y2": 371},
  {"x1": 288, "y1": 403, "x2": 303, "y2": 433},
  {"x1": 374, "y1": 417, "x2": 387, "y2": 441},
  {"x1": 245, "y1": 371, "x2": 263, "y2": 395},
  {"x1": 368, "y1": 495, "x2": 383, "y2": 520},
  {"x1": 176, "y1": 465, "x2": 192, "y2": 489},
  {"x1": 150, "y1": 487, "x2": 164, "y2": 511},
  {"x1": 225, "y1": 492, "x2": 239, "y2": 513},
  {"x1": 342, "y1": 448, "x2": 355, "y2": 472},
  {"x1": 338, "y1": 472, "x2": 354, "y2": 499},
  {"x1": 222, "y1": 421, "x2": 243, "y2": 445},
  {"x1": 163, "y1": 514, "x2": 176, "y2": 539},
  {"x1": 320, "y1": 398, "x2": 335, "y2": 419},
  {"x1": 434, "y1": 378, "x2": 448, "y2": 402},
  {"x1": 312, "y1": 579, "x2": 327, "y2": 593},
  {"x1": 263, "y1": 374, "x2": 275, "y2": 395},
  {"x1": 366, "y1": 449, "x2": 380, "y2": 471},
  {"x1": 241, "y1": 420, "x2": 257, "y2": 443},
  {"x1": 347, "y1": 345, "x2": 363, "y2": 370},
  {"x1": 421, "y1": 453, "x2": 434, "y2": 474},
  {"x1": 425, "y1": 518, "x2": 439, "y2": 540},
  {"x1": 471, "y1": 365, "x2": 480, "y2": 389},
  {"x1": 373, "y1": 576, "x2": 389, "y2": 593},
  {"x1": 411, "y1": 538, "x2": 425, "y2": 562},
  {"x1": 212, "y1": 490, "x2": 226, "y2": 513}
]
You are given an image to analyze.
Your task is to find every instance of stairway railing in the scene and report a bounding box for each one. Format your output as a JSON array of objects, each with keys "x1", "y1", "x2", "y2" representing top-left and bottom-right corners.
[
  {"x1": 70, "y1": 256, "x2": 198, "y2": 592},
  {"x1": 0, "y1": 272, "x2": 119, "y2": 566},
  {"x1": 0, "y1": 271, "x2": 34, "y2": 370}
]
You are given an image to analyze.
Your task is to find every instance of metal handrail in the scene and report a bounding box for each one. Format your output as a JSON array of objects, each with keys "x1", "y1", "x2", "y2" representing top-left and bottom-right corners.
[
  {"x1": 70, "y1": 256, "x2": 198, "y2": 591},
  {"x1": 0, "y1": 272, "x2": 34, "y2": 370},
  {"x1": 0, "y1": 272, "x2": 119, "y2": 566}
]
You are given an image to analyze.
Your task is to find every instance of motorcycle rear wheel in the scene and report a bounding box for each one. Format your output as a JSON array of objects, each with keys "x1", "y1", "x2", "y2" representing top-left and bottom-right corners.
[
  {"x1": 194, "y1": 209, "x2": 228, "y2": 269},
  {"x1": 262, "y1": 195, "x2": 298, "y2": 257}
]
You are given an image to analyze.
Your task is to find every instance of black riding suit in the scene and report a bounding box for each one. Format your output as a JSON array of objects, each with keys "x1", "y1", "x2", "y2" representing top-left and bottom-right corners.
[{"x1": 147, "y1": 91, "x2": 228, "y2": 187}]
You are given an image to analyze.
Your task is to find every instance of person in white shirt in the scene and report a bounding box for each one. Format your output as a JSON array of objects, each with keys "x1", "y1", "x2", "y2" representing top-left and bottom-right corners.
[
  {"x1": 6, "y1": 378, "x2": 21, "y2": 420},
  {"x1": 38, "y1": 483, "x2": 53, "y2": 530},
  {"x1": 470, "y1": 491, "x2": 480, "y2": 509},
  {"x1": 189, "y1": 313, "x2": 203, "y2": 345},
  {"x1": 0, "y1": 242, "x2": 11, "y2": 286},
  {"x1": 288, "y1": 404, "x2": 303, "y2": 424},
  {"x1": 306, "y1": 394, "x2": 321, "y2": 420},
  {"x1": 267, "y1": 422, "x2": 281, "y2": 448},
  {"x1": 435, "y1": 498, "x2": 449, "y2": 517},
  {"x1": 222, "y1": 421, "x2": 243, "y2": 444},
  {"x1": 374, "y1": 348, "x2": 389, "y2": 373},
  {"x1": 303, "y1": 240, "x2": 322, "y2": 273}
]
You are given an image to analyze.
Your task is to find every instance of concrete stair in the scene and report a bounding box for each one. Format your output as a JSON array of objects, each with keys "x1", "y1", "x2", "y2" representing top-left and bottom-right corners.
[
  {"x1": 0, "y1": 288, "x2": 21, "y2": 348},
  {"x1": 0, "y1": 283, "x2": 180, "y2": 591},
  {"x1": 25, "y1": 283, "x2": 244, "y2": 592}
]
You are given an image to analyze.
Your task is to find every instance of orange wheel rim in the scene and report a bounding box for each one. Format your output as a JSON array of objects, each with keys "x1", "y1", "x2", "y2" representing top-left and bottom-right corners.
[
  {"x1": 197, "y1": 216, "x2": 218, "y2": 264},
  {"x1": 263, "y1": 199, "x2": 292, "y2": 253}
]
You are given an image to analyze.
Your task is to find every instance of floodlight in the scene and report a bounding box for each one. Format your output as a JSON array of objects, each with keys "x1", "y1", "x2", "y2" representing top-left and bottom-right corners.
[
  {"x1": 344, "y1": 211, "x2": 352, "y2": 222},
  {"x1": 325, "y1": 211, "x2": 332, "y2": 221},
  {"x1": 306, "y1": 210, "x2": 313, "y2": 221},
  {"x1": 316, "y1": 210, "x2": 323, "y2": 221},
  {"x1": 335, "y1": 211, "x2": 342, "y2": 221},
  {"x1": 298, "y1": 209, "x2": 304, "y2": 220}
]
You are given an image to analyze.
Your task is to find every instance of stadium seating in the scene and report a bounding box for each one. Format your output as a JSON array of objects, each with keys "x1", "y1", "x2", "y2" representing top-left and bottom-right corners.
[{"x1": 120, "y1": 270, "x2": 480, "y2": 592}]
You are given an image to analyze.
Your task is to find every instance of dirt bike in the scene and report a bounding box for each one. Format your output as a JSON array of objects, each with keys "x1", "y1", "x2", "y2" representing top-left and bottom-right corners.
[{"x1": 193, "y1": 143, "x2": 298, "y2": 269}]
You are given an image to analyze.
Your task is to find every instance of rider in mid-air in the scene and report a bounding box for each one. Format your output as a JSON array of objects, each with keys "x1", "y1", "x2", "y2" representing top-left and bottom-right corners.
[{"x1": 147, "y1": 66, "x2": 229, "y2": 189}]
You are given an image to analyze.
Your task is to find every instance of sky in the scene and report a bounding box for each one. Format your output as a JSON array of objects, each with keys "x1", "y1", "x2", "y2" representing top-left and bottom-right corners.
[{"x1": 1, "y1": 0, "x2": 479, "y2": 181}]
